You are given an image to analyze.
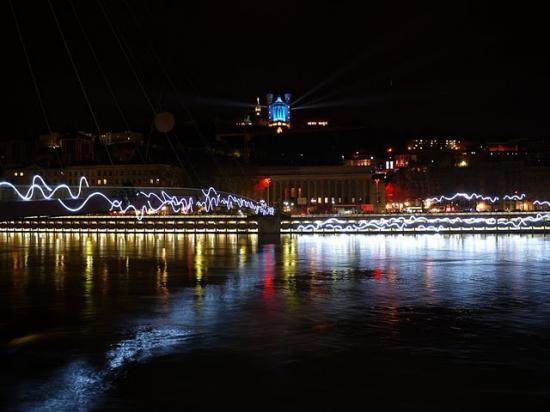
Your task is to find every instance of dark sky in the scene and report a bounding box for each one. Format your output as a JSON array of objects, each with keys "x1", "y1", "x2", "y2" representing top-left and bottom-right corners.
[{"x1": 4, "y1": 1, "x2": 550, "y2": 141}]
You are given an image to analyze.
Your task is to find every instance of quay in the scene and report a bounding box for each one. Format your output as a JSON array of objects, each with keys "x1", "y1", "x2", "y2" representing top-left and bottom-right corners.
[{"x1": 1, "y1": 212, "x2": 550, "y2": 234}]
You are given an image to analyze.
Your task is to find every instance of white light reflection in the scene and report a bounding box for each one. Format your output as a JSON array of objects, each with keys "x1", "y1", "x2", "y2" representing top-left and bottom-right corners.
[
  {"x1": 24, "y1": 326, "x2": 190, "y2": 411},
  {"x1": 10, "y1": 232, "x2": 550, "y2": 411},
  {"x1": 19, "y1": 233, "x2": 264, "y2": 412}
]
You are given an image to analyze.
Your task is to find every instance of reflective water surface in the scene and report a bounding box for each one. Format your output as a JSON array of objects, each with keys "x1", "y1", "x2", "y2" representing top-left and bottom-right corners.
[{"x1": 1, "y1": 233, "x2": 550, "y2": 411}]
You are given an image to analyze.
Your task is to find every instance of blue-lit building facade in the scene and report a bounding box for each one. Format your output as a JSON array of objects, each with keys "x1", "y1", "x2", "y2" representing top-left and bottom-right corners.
[{"x1": 267, "y1": 93, "x2": 291, "y2": 131}]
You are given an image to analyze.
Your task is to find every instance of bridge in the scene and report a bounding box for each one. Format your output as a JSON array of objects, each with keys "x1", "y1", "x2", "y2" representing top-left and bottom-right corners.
[
  {"x1": 0, "y1": 176, "x2": 280, "y2": 234},
  {"x1": 2, "y1": 176, "x2": 550, "y2": 234}
]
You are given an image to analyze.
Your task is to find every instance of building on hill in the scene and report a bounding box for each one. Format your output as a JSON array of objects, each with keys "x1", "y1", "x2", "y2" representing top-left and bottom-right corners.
[{"x1": 5, "y1": 163, "x2": 186, "y2": 188}]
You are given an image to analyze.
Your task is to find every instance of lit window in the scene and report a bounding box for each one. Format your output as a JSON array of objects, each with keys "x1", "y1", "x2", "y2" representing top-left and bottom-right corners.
[
  {"x1": 20, "y1": 172, "x2": 24, "y2": 177},
  {"x1": 103, "y1": 179, "x2": 107, "y2": 185},
  {"x1": 324, "y1": 197, "x2": 329, "y2": 204},
  {"x1": 318, "y1": 197, "x2": 322, "y2": 204},
  {"x1": 97, "y1": 179, "x2": 101, "y2": 185}
]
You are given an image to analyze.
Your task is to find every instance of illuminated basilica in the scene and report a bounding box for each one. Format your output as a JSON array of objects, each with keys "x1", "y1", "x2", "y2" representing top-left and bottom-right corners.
[{"x1": 266, "y1": 93, "x2": 291, "y2": 133}]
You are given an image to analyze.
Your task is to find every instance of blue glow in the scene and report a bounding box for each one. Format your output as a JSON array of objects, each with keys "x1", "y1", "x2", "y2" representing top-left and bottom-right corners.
[{"x1": 268, "y1": 96, "x2": 290, "y2": 125}]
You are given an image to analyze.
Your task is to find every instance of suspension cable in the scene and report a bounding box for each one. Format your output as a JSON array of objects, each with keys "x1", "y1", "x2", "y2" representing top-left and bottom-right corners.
[
  {"x1": 95, "y1": 0, "x2": 155, "y2": 113},
  {"x1": 96, "y1": 0, "x2": 200, "y2": 184},
  {"x1": 69, "y1": 0, "x2": 130, "y2": 131},
  {"x1": 47, "y1": 0, "x2": 113, "y2": 165},
  {"x1": 9, "y1": 1, "x2": 53, "y2": 134},
  {"x1": 121, "y1": 0, "x2": 229, "y2": 185},
  {"x1": 71, "y1": 0, "x2": 149, "y2": 165}
]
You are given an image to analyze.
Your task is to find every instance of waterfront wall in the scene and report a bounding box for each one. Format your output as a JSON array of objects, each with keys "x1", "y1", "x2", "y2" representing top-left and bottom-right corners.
[
  {"x1": 0, "y1": 215, "x2": 260, "y2": 234},
  {"x1": 282, "y1": 213, "x2": 550, "y2": 234},
  {"x1": 1, "y1": 213, "x2": 550, "y2": 234}
]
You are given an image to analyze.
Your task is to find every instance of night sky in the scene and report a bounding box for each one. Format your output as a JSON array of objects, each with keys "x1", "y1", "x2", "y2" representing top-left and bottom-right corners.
[{"x1": 4, "y1": 1, "x2": 550, "y2": 141}]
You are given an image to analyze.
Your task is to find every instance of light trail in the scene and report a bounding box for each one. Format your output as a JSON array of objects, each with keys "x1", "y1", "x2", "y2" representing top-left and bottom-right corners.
[
  {"x1": 0, "y1": 175, "x2": 90, "y2": 200},
  {"x1": 426, "y1": 192, "x2": 527, "y2": 204},
  {"x1": 294, "y1": 214, "x2": 550, "y2": 232},
  {"x1": 0, "y1": 175, "x2": 274, "y2": 219}
]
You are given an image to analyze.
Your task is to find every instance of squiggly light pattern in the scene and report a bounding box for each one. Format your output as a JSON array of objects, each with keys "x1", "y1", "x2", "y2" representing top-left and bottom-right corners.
[
  {"x1": 0, "y1": 175, "x2": 274, "y2": 219},
  {"x1": 136, "y1": 187, "x2": 274, "y2": 216},
  {"x1": 294, "y1": 214, "x2": 550, "y2": 232},
  {"x1": 0, "y1": 175, "x2": 90, "y2": 200},
  {"x1": 426, "y1": 192, "x2": 527, "y2": 204}
]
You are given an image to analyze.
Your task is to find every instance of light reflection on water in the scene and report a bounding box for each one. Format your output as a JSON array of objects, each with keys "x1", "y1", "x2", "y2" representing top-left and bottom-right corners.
[{"x1": 1, "y1": 232, "x2": 550, "y2": 410}]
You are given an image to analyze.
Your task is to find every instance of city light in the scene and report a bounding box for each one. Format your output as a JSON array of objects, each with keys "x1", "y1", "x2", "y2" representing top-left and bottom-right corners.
[
  {"x1": 306, "y1": 120, "x2": 329, "y2": 127},
  {"x1": 258, "y1": 177, "x2": 271, "y2": 189}
]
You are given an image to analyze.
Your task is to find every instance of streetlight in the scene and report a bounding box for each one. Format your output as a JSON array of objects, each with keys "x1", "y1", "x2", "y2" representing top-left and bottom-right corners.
[
  {"x1": 259, "y1": 177, "x2": 272, "y2": 205},
  {"x1": 374, "y1": 178, "x2": 380, "y2": 213}
]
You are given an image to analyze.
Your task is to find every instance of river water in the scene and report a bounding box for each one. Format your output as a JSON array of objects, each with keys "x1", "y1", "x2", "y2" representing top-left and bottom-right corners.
[{"x1": 1, "y1": 232, "x2": 550, "y2": 411}]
